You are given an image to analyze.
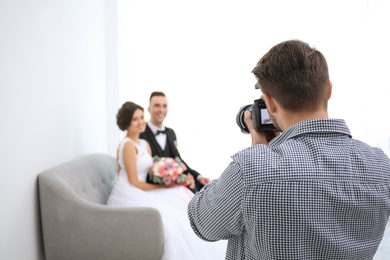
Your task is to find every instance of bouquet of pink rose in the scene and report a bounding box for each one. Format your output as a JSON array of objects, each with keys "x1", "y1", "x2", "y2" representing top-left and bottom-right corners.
[{"x1": 149, "y1": 156, "x2": 188, "y2": 185}]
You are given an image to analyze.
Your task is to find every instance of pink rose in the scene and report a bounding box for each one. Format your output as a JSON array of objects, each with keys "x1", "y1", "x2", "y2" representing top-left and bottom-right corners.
[{"x1": 162, "y1": 175, "x2": 172, "y2": 185}]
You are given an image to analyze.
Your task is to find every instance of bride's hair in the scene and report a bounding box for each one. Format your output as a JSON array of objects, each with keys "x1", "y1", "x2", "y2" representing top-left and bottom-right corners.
[{"x1": 117, "y1": 102, "x2": 144, "y2": 131}]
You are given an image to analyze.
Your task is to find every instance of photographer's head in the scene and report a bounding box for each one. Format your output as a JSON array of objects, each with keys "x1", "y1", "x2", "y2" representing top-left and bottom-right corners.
[{"x1": 252, "y1": 40, "x2": 332, "y2": 131}]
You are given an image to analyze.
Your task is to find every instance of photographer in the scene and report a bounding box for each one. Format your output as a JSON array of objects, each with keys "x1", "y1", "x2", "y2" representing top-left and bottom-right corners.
[{"x1": 188, "y1": 40, "x2": 390, "y2": 259}]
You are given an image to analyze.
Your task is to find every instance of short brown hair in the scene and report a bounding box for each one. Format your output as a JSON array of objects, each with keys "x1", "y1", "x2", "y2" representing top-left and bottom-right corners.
[
  {"x1": 149, "y1": 91, "x2": 166, "y2": 102},
  {"x1": 252, "y1": 40, "x2": 329, "y2": 112},
  {"x1": 116, "y1": 102, "x2": 144, "y2": 131}
]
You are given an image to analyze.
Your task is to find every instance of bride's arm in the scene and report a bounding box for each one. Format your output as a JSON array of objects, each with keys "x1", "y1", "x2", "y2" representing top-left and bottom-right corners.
[{"x1": 123, "y1": 142, "x2": 173, "y2": 191}]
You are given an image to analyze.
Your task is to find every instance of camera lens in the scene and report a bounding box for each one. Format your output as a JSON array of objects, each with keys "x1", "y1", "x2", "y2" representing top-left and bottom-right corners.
[{"x1": 236, "y1": 104, "x2": 252, "y2": 134}]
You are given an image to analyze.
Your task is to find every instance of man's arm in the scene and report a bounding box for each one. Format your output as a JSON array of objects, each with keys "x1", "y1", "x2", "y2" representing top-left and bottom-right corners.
[
  {"x1": 187, "y1": 158, "x2": 244, "y2": 241},
  {"x1": 184, "y1": 165, "x2": 200, "y2": 180}
]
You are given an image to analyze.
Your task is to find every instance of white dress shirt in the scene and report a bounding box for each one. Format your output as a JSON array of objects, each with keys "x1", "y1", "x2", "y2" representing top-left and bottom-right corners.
[{"x1": 147, "y1": 121, "x2": 167, "y2": 151}]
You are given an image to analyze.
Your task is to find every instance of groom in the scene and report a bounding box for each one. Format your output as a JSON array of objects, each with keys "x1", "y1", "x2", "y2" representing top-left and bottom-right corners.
[{"x1": 140, "y1": 91, "x2": 210, "y2": 192}]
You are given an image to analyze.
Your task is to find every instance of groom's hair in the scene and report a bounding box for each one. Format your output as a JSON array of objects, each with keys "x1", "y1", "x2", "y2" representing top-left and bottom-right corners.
[{"x1": 149, "y1": 91, "x2": 166, "y2": 102}]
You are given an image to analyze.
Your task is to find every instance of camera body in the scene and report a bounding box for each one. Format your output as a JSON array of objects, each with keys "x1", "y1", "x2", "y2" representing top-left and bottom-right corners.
[{"x1": 236, "y1": 96, "x2": 276, "y2": 134}]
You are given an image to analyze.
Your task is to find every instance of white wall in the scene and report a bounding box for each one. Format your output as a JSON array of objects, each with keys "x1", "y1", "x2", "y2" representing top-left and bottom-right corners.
[
  {"x1": 118, "y1": 0, "x2": 390, "y2": 181},
  {"x1": 0, "y1": 1, "x2": 119, "y2": 259}
]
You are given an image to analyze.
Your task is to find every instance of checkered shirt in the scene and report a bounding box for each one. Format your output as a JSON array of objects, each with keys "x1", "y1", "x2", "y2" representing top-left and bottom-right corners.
[{"x1": 188, "y1": 119, "x2": 390, "y2": 259}]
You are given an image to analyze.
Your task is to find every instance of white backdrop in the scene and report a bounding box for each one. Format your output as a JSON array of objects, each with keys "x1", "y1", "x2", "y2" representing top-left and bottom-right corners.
[
  {"x1": 118, "y1": 0, "x2": 390, "y2": 180},
  {"x1": 0, "y1": 1, "x2": 389, "y2": 259},
  {"x1": 0, "y1": 1, "x2": 118, "y2": 259}
]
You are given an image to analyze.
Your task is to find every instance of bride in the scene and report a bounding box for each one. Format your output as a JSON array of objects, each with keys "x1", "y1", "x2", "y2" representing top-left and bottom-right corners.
[{"x1": 107, "y1": 101, "x2": 227, "y2": 260}]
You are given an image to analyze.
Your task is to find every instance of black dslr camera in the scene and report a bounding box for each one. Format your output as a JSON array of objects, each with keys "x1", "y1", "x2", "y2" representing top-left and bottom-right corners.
[{"x1": 236, "y1": 93, "x2": 276, "y2": 134}]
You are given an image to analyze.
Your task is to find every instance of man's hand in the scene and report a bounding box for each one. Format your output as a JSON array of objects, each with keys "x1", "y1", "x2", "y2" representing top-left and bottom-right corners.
[
  {"x1": 198, "y1": 176, "x2": 211, "y2": 186},
  {"x1": 184, "y1": 174, "x2": 195, "y2": 190},
  {"x1": 244, "y1": 111, "x2": 279, "y2": 145}
]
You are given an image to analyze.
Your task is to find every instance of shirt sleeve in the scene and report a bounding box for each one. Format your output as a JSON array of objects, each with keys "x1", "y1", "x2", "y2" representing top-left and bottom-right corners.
[{"x1": 187, "y1": 156, "x2": 244, "y2": 241}]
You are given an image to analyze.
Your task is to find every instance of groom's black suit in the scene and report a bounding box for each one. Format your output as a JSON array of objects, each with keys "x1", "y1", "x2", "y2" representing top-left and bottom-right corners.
[{"x1": 140, "y1": 125, "x2": 203, "y2": 191}]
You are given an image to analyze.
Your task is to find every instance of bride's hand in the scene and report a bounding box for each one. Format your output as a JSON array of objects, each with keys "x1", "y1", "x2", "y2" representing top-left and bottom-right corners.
[
  {"x1": 162, "y1": 182, "x2": 178, "y2": 188},
  {"x1": 183, "y1": 174, "x2": 195, "y2": 190}
]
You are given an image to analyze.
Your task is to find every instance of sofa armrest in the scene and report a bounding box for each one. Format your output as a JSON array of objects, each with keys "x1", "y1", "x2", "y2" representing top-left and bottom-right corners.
[{"x1": 39, "y1": 173, "x2": 164, "y2": 260}]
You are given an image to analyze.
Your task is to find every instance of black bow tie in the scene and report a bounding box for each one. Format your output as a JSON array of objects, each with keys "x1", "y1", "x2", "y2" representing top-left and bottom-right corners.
[{"x1": 155, "y1": 129, "x2": 167, "y2": 136}]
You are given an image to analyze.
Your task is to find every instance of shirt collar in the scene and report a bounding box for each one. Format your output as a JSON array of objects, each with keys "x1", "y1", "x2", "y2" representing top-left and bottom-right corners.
[
  {"x1": 148, "y1": 121, "x2": 166, "y2": 135},
  {"x1": 270, "y1": 118, "x2": 352, "y2": 147}
]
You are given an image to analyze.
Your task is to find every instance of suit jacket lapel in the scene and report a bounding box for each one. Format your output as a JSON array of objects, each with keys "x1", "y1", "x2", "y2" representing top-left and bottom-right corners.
[
  {"x1": 165, "y1": 128, "x2": 179, "y2": 158},
  {"x1": 143, "y1": 125, "x2": 165, "y2": 156}
]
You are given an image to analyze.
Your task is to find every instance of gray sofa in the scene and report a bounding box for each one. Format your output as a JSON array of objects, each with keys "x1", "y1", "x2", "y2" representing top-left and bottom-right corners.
[{"x1": 38, "y1": 153, "x2": 164, "y2": 260}]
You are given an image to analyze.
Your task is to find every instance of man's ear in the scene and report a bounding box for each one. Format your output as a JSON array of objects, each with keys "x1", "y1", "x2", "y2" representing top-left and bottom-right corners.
[
  {"x1": 327, "y1": 80, "x2": 333, "y2": 100},
  {"x1": 262, "y1": 93, "x2": 277, "y2": 114}
]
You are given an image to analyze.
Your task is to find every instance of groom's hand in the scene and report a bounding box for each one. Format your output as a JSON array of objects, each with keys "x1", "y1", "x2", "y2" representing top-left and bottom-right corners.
[{"x1": 198, "y1": 176, "x2": 210, "y2": 186}]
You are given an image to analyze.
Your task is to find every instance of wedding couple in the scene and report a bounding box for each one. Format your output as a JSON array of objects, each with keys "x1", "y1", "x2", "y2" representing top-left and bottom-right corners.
[{"x1": 107, "y1": 92, "x2": 227, "y2": 260}]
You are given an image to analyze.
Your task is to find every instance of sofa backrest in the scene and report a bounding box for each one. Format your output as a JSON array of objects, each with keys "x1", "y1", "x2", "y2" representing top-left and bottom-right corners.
[
  {"x1": 39, "y1": 153, "x2": 117, "y2": 205},
  {"x1": 38, "y1": 154, "x2": 165, "y2": 260}
]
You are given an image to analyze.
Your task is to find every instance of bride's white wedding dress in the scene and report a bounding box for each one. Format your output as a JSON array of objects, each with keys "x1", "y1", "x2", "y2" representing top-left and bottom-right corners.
[{"x1": 107, "y1": 137, "x2": 227, "y2": 260}]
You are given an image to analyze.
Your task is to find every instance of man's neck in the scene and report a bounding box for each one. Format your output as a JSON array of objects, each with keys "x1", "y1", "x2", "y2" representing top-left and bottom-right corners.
[
  {"x1": 281, "y1": 109, "x2": 329, "y2": 131},
  {"x1": 149, "y1": 120, "x2": 164, "y2": 129}
]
